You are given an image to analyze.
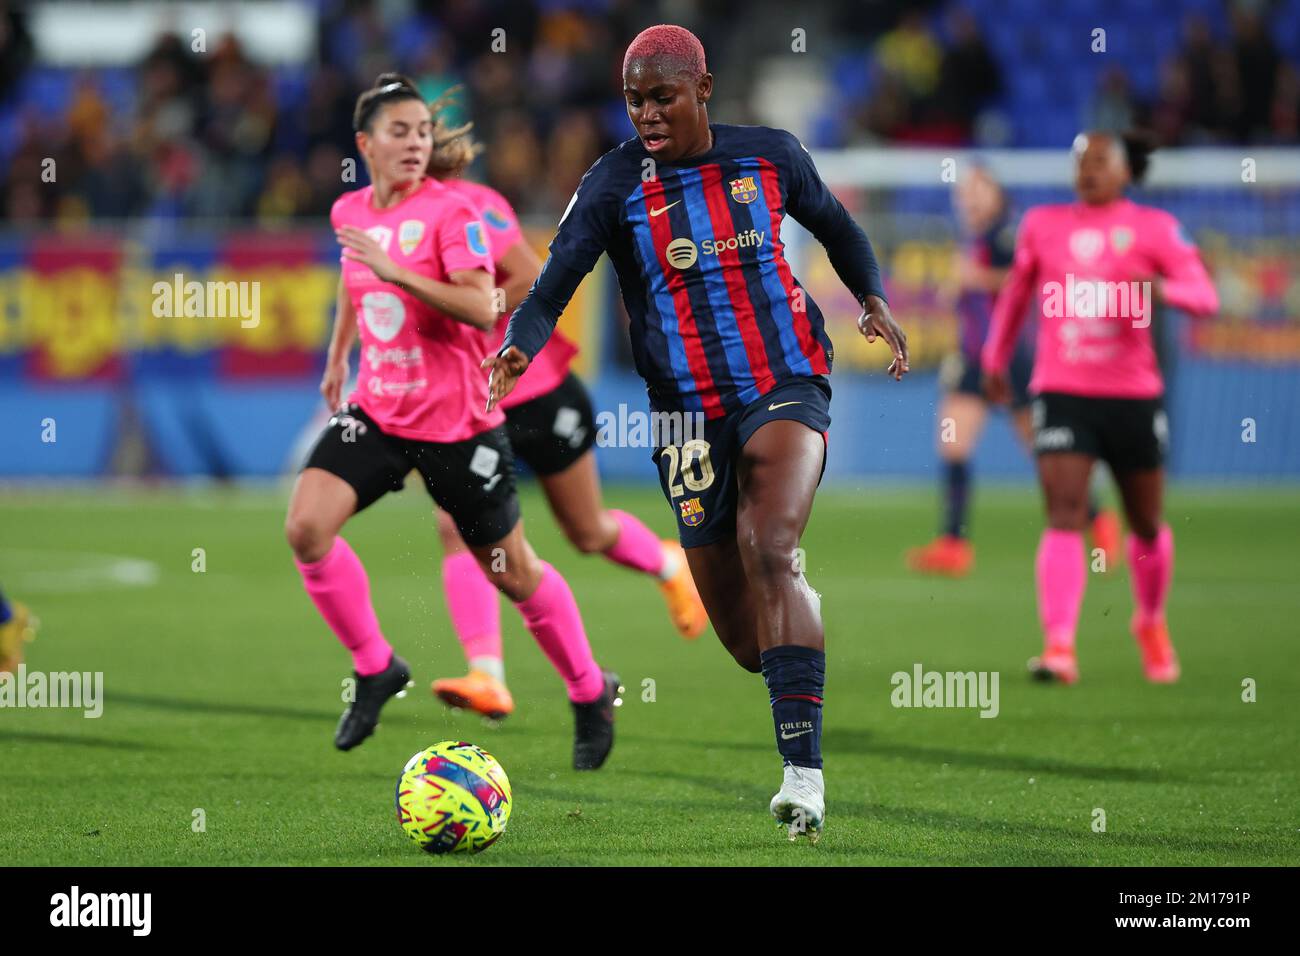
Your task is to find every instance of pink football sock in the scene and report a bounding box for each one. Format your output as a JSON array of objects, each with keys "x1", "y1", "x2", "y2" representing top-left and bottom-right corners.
[
  {"x1": 1126, "y1": 525, "x2": 1173, "y2": 627},
  {"x1": 603, "y1": 509, "x2": 666, "y2": 577},
  {"x1": 1035, "y1": 528, "x2": 1087, "y2": 652},
  {"x1": 295, "y1": 537, "x2": 393, "y2": 676},
  {"x1": 515, "y1": 562, "x2": 604, "y2": 703},
  {"x1": 442, "y1": 551, "x2": 502, "y2": 663}
]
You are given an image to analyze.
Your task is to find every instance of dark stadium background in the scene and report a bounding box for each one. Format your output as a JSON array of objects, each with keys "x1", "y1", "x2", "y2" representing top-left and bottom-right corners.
[{"x1": 1, "y1": 0, "x2": 1297, "y2": 483}]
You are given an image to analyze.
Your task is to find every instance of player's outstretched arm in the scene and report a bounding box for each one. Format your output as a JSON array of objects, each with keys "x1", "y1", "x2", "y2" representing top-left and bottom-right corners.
[
  {"x1": 322, "y1": 275, "x2": 358, "y2": 409},
  {"x1": 980, "y1": 211, "x2": 1040, "y2": 403},
  {"x1": 485, "y1": 153, "x2": 618, "y2": 410},
  {"x1": 780, "y1": 132, "x2": 903, "y2": 376},
  {"x1": 485, "y1": 255, "x2": 590, "y2": 410},
  {"x1": 1149, "y1": 215, "x2": 1219, "y2": 317}
]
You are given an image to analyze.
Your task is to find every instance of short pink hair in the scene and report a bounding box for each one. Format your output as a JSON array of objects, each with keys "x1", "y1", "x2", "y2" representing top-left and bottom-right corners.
[{"x1": 622, "y1": 24, "x2": 707, "y2": 80}]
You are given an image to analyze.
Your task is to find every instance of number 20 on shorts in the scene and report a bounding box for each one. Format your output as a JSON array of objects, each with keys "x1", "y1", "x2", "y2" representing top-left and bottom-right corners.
[{"x1": 661, "y1": 439, "x2": 715, "y2": 495}]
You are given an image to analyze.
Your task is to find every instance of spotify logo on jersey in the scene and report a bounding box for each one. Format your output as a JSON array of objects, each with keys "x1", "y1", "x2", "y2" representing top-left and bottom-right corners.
[
  {"x1": 666, "y1": 237, "x2": 698, "y2": 270},
  {"x1": 665, "y1": 229, "x2": 767, "y2": 270}
]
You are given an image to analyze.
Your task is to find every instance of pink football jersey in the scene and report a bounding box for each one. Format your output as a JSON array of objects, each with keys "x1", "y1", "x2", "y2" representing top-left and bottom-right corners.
[
  {"x1": 331, "y1": 177, "x2": 502, "y2": 442},
  {"x1": 982, "y1": 198, "x2": 1218, "y2": 399},
  {"x1": 442, "y1": 178, "x2": 580, "y2": 409}
]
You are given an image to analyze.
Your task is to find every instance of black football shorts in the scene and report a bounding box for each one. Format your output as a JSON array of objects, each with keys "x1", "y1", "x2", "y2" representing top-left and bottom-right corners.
[
  {"x1": 503, "y1": 372, "x2": 599, "y2": 477},
  {"x1": 1030, "y1": 392, "x2": 1168, "y2": 472},
  {"x1": 303, "y1": 403, "x2": 520, "y2": 546}
]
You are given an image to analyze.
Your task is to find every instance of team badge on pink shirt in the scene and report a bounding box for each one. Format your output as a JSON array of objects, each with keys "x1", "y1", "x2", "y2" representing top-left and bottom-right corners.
[
  {"x1": 398, "y1": 220, "x2": 424, "y2": 255},
  {"x1": 1068, "y1": 228, "x2": 1104, "y2": 262},
  {"x1": 466, "y1": 221, "x2": 489, "y2": 257}
]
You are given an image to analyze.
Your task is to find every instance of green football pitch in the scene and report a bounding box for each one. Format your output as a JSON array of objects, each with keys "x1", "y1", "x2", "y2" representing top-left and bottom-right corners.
[{"x1": 1, "y1": 483, "x2": 1297, "y2": 866}]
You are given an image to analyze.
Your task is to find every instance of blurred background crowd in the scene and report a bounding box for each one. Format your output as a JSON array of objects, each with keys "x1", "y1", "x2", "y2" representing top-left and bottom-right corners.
[{"x1": 1, "y1": 0, "x2": 1298, "y2": 226}]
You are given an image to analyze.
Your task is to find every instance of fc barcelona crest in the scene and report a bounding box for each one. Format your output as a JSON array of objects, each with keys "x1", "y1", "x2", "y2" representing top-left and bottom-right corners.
[
  {"x1": 679, "y1": 497, "x2": 706, "y2": 527},
  {"x1": 729, "y1": 176, "x2": 758, "y2": 204}
]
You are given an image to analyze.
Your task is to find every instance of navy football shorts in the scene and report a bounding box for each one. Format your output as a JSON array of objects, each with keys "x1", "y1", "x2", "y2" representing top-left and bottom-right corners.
[
  {"x1": 940, "y1": 344, "x2": 1034, "y2": 409},
  {"x1": 652, "y1": 376, "x2": 832, "y2": 549}
]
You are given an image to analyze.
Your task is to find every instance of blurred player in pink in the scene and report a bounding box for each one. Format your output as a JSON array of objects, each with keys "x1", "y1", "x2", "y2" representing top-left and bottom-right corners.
[
  {"x1": 906, "y1": 165, "x2": 1120, "y2": 578},
  {"x1": 982, "y1": 131, "x2": 1218, "y2": 684},
  {"x1": 420, "y1": 97, "x2": 707, "y2": 721},
  {"x1": 285, "y1": 74, "x2": 620, "y2": 768}
]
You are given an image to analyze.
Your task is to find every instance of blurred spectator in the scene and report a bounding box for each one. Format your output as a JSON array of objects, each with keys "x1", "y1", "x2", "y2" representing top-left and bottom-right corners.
[
  {"x1": 256, "y1": 154, "x2": 311, "y2": 223},
  {"x1": 1180, "y1": 14, "x2": 1220, "y2": 133},
  {"x1": 411, "y1": 36, "x2": 466, "y2": 127},
  {"x1": 874, "y1": 10, "x2": 943, "y2": 101},
  {"x1": 932, "y1": 8, "x2": 1001, "y2": 138},
  {"x1": 300, "y1": 65, "x2": 357, "y2": 157},
  {"x1": 1231, "y1": 5, "x2": 1280, "y2": 140},
  {"x1": 1271, "y1": 62, "x2": 1299, "y2": 143},
  {"x1": 0, "y1": 2, "x2": 34, "y2": 105},
  {"x1": 858, "y1": 70, "x2": 913, "y2": 143},
  {"x1": 78, "y1": 131, "x2": 148, "y2": 219},
  {"x1": 1151, "y1": 56, "x2": 1194, "y2": 146},
  {"x1": 483, "y1": 108, "x2": 545, "y2": 215},
  {"x1": 1089, "y1": 67, "x2": 1139, "y2": 134},
  {"x1": 544, "y1": 109, "x2": 604, "y2": 211}
]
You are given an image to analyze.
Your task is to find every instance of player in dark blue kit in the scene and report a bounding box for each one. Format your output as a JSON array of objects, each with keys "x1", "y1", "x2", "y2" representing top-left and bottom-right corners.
[
  {"x1": 483, "y1": 24, "x2": 909, "y2": 842},
  {"x1": 907, "y1": 166, "x2": 1120, "y2": 577}
]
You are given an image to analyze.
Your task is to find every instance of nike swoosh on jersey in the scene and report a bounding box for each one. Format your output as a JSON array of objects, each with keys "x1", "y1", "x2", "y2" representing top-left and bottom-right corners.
[
  {"x1": 768, "y1": 401, "x2": 803, "y2": 411},
  {"x1": 780, "y1": 728, "x2": 814, "y2": 740},
  {"x1": 649, "y1": 201, "x2": 681, "y2": 218}
]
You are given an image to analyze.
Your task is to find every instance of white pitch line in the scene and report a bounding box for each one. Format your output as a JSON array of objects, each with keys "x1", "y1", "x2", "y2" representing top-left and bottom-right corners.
[{"x1": 0, "y1": 549, "x2": 160, "y2": 593}]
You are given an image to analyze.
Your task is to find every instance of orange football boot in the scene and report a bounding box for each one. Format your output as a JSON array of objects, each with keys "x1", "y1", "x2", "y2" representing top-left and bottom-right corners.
[
  {"x1": 905, "y1": 535, "x2": 974, "y2": 577},
  {"x1": 431, "y1": 670, "x2": 515, "y2": 720},
  {"x1": 1090, "y1": 509, "x2": 1123, "y2": 572},
  {"x1": 659, "y1": 540, "x2": 708, "y2": 639},
  {"x1": 1131, "y1": 614, "x2": 1180, "y2": 683}
]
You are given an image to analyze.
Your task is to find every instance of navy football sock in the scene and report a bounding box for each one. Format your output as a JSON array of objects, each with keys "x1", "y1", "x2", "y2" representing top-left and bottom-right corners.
[
  {"x1": 942, "y1": 460, "x2": 970, "y2": 538},
  {"x1": 0, "y1": 589, "x2": 10, "y2": 625},
  {"x1": 760, "y1": 645, "x2": 825, "y2": 770}
]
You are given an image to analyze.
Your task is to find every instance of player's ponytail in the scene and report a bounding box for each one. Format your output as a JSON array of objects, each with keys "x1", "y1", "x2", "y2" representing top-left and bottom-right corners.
[
  {"x1": 1119, "y1": 129, "x2": 1157, "y2": 186},
  {"x1": 353, "y1": 73, "x2": 423, "y2": 133},
  {"x1": 427, "y1": 86, "x2": 484, "y2": 178}
]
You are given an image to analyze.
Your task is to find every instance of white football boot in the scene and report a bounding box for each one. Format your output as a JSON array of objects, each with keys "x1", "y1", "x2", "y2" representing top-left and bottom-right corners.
[{"x1": 769, "y1": 764, "x2": 825, "y2": 843}]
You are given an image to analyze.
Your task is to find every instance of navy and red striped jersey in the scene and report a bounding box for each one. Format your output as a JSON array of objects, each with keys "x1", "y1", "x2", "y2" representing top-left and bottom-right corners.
[
  {"x1": 506, "y1": 123, "x2": 886, "y2": 417},
  {"x1": 956, "y1": 212, "x2": 1017, "y2": 360}
]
